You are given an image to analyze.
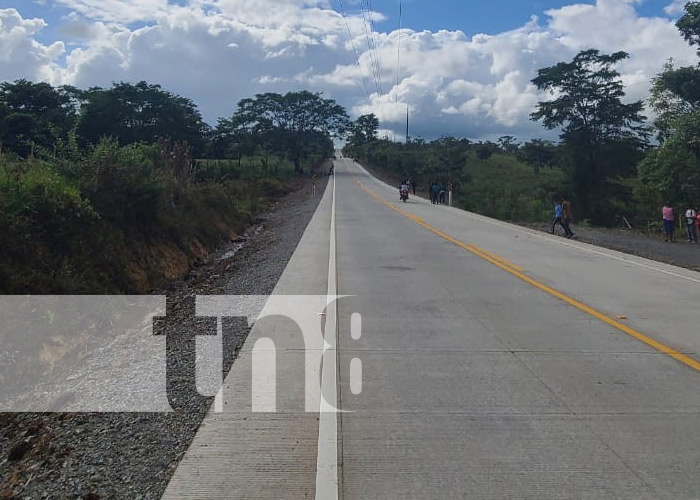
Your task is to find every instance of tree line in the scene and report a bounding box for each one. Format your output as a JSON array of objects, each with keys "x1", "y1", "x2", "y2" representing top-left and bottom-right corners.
[
  {"x1": 0, "y1": 81, "x2": 348, "y2": 171},
  {"x1": 345, "y1": 2, "x2": 700, "y2": 228},
  {"x1": 0, "y1": 83, "x2": 348, "y2": 294}
]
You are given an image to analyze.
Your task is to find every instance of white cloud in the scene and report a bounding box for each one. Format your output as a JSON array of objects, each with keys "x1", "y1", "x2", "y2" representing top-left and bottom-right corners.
[
  {"x1": 53, "y1": 0, "x2": 170, "y2": 24},
  {"x1": 324, "y1": 0, "x2": 696, "y2": 139},
  {"x1": 0, "y1": 8, "x2": 64, "y2": 82},
  {"x1": 0, "y1": 0, "x2": 697, "y2": 141},
  {"x1": 664, "y1": 0, "x2": 687, "y2": 16}
]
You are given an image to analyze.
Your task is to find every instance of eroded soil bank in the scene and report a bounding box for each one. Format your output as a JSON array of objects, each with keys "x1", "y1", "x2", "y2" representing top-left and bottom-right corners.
[{"x1": 0, "y1": 171, "x2": 330, "y2": 500}]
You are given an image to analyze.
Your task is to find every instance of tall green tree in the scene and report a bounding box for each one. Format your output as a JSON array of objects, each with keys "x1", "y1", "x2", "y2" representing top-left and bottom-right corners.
[
  {"x1": 0, "y1": 80, "x2": 78, "y2": 156},
  {"x1": 210, "y1": 115, "x2": 258, "y2": 164},
  {"x1": 76, "y1": 82, "x2": 208, "y2": 156},
  {"x1": 640, "y1": 2, "x2": 700, "y2": 206},
  {"x1": 531, "y1": 49, "x2": 647, "y2": 222},
  {"x1": 348, "y1": 114, "x2": 379, "y2": 146},
  {"x1": 677, "y1": 1, "x2": 700, "y2": 52},
  {"x1": 234, "y1": 91, "x2": 349, "y2": 173},
  {"x1": 649, "y1": 62, "x2": 700, "y2": 141}
]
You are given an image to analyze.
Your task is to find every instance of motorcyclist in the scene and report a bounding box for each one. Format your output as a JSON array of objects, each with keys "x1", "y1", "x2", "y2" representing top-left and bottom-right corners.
[{"x1": 399, "y1": 181, "x2": 410, "y2": 200}]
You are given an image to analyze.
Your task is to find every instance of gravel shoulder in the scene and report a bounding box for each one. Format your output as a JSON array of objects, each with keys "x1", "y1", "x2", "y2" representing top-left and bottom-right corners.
[
  {"x1": 528, "y1": 222, "x2": 700, "y2": 273},
  {"x1": 0, "y1": 169, "x2": 330, "y2": 500}
]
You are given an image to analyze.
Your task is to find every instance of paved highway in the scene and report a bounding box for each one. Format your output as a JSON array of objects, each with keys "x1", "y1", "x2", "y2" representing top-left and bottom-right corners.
[{"x1": 165, "y1": 157, "x2": 700, "y2": 499}]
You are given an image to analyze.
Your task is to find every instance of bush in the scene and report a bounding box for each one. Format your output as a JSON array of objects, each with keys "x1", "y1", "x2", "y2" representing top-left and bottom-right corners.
[
  {"x1": 0, "y1": 139, "x2": 292, "y2": 294},
  {"x1": 0, "y1": 159, "x2": 121, "y2": 293}
]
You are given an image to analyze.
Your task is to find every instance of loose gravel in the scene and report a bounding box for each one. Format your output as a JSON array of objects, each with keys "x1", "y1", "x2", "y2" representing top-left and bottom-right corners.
[
  {"x1": 531, "y1": 222, "x2": 700, "y2": 273},
  {"x1": 0, "y1": 171, "x2": 329, "y2": 500}
]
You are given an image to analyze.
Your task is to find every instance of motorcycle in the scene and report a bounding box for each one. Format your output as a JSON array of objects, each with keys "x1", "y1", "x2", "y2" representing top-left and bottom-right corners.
[{"x1": 400, "y1": 188, "x2": 409, "y2": 203}]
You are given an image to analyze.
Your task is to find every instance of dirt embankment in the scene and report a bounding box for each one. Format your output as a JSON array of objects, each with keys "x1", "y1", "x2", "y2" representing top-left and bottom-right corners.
[{"x1": 0, "y1": 166, "x2": 330, "y2": 500}]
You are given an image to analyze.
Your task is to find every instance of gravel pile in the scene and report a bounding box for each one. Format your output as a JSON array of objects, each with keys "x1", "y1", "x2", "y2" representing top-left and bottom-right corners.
[{"x1": 0, "y1": 172, "x2": 329, "y2": 500}]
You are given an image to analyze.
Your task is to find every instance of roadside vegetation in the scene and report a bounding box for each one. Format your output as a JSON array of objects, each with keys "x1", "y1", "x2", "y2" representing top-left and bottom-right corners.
[
  {"x1": 0, "y1": 82, "x2": 347, "y2": 294},
  {"x1": 5, "y1": 4, "x2": 700, "y2": 293},
  {"x1": 345, "y1": 2, "x2": 700, "y2": 231}
]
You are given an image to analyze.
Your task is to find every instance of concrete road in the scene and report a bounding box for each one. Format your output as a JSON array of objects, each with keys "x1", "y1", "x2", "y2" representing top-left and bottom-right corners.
[{"x1": 165, "y1": 157, "x2": 700, "y2": 499}]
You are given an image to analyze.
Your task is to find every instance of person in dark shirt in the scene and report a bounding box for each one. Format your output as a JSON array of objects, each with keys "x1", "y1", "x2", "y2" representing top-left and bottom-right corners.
[
  {"x1": 430, "y1": 182, "x2": 440, "y2": 205},
  {"x1": 562, "y1": 197, "x2": 574, "y2": 239}
]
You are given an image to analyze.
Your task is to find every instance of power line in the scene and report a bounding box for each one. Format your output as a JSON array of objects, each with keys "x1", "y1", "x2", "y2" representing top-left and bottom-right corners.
[
  {"x1": 360, "y1": 0, "x2": 378, "y2": 95},
  {"x1": 367, "y1": 0, "x2": 384, "y2": 96},
  {"x1": 336, "y1": 0, "x2": 372, "y2": 99},
  {"x1": 396, "y1": 0, "x2": 402, "y2": 108},
  {"x1": 359, "y1": 0, "x2": 382, "y2": 96}
]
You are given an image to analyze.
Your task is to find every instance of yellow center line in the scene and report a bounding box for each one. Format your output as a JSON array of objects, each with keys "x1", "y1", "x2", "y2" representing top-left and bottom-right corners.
[{"x1": 355, "y1": 179, "x2": 700, "y2": 374}]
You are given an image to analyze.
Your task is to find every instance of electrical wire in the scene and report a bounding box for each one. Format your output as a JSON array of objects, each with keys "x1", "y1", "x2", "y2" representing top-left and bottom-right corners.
[
  {"x1": 360, "y1": 0, "x2": 382, "y2": 96},
  {"x1": 336, "y1": 0, "x2": 372, "y2": 100},
  {"x1": 367, "y1": 0, "x2": 384, "y2": 96},
  {"x1": 396, "y1": 0, "x2": 402, "y2": 108}
]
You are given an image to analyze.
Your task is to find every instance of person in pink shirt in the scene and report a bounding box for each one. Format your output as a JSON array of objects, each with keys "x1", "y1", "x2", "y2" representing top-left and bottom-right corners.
[{"x1": 662, "y1": 202, "x2": 675, "y2": 243}]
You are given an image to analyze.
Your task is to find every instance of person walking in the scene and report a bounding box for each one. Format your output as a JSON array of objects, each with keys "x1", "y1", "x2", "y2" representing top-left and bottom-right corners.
[
  {"x1": 663, "y1": 202, "x2": 676, "y2": 243},
  {"x1": 552, "y1": 200, "x2": 565, "y2": 235},
  {"x1": 562, "y1": 197, "x2": 575, "y2": 239},
  {"x1": 410, "y1": 178, "x2": 417, "y2": 195},
  {"x1": 430, "y1": 182, "x2": 440, "y2": 205},
  {"x1": 685, "y1": 204, "x2": 698, "y2": 243},
  {"x1": 439, "y1": 184, "x2": 446, "y2": 205}
]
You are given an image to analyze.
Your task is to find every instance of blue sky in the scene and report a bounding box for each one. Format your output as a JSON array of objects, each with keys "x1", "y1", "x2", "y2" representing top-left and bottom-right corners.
[
  {"x1": 3, "y1": 1, "x2": 677, "y2": 43},
  {"x1": 0, "y1": 0, "x2": 692, "y2": 139},
  {"x1": 372, "y1": 0, "x2": 673, "y2": 34}
]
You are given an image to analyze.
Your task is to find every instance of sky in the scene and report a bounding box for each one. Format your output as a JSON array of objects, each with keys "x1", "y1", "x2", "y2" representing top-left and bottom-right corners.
[{"x1": 0, "y1": 0, "x2": 695, "y2": 141}]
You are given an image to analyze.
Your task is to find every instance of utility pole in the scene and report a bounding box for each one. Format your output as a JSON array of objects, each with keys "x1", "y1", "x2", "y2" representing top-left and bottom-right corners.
[{"x1": 405, "y1": 104, "x2": 410, "y2": 144}]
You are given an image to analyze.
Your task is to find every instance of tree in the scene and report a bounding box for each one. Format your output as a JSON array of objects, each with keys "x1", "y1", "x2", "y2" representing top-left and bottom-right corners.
[
  {"x1": 677, "y1": 1, "x2": 700, "y2": 52},
  {"x1": 531, "y1": 49, "x2": 647, "y2": 222},
  {"x1": 76, "y1": 82, "x2": 208, "y2": 156},
  {"x1": 519, "y1": 140, "x2": 559, "y2": 173},
  {"x1": 0, "y1": 80, "x2": 77, "y2": 156},
  {"x1": 649, "y1": 62, "x2": 700, "y2": 142},
  {"x1": 210, "y1": 115, "x2": 257, "y2": 165},
  {"x1": 234, "y1": 91, "x2": 349, "y2": 173},
  {"x1": 432, "y1": 136, "x2": 467, "y2": 182},
  {"x1": 640, "y1": 3, "x2": 700, "y2": 206},
  {"x1": 349, "y1": 114, "x2": 379, "y2": 146},
  {"x1": 497, "y1": 135, "x2": 519, "y2": 155},
  {"x1": 474, "y1": 141, "x2": 499, "y2": 160},
  {"x1": 345, "y1": 114, "x2": 379, "y2": 159}
]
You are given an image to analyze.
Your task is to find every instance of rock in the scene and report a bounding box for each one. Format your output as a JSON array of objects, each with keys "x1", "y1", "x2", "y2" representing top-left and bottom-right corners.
[{"x1": 8, "y1": 441, "x2": 30, "y2": 461}]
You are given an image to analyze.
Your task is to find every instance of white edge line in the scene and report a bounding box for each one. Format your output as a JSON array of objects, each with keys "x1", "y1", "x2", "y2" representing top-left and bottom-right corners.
[
  {"x1": 315, "y1": 168, "x2": 339, "y2": 500},
  {"x1": 350, "y1": 161, "x2": 700, "y2": 286}
]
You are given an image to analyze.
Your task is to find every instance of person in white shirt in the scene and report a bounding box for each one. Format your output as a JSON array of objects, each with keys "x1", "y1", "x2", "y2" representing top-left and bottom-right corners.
[{"x1": 685, "y1": 205, "x2": 698, "y2": 243}]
